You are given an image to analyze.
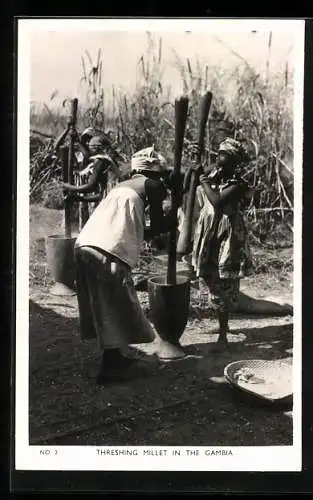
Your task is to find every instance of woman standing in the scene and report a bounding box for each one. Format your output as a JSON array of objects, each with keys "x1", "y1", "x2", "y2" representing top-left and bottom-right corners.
[
  {"x1": 62, "y1": 134, "x2": 122, "y2": 228},
  {"x1": 70, "y1": 146, "x2": 179, "y2": 384},
  {"x1": 191, "y1": 138, "x2": 254, "y2": 350}
]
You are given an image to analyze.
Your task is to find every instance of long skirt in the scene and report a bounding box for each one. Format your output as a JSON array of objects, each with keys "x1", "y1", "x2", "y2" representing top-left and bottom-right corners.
[{"x1": 74, "y1": 245, "x2": 155, "y2": 351}]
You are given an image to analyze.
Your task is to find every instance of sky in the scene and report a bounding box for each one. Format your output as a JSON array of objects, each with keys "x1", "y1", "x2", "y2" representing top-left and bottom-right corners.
[{"x1": 28, "y1": 20, "x2": 299, "y2": 106}]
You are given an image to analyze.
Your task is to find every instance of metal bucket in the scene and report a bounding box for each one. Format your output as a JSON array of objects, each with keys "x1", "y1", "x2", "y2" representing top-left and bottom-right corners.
[{"x1": 46, "y1": 235, "x2": 77, "y2": 296}]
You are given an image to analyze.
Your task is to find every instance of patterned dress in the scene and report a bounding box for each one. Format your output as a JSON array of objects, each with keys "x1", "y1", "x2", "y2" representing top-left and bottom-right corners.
[{"x1": 192, "y1": 169, "x2": 253, "y2": 312}]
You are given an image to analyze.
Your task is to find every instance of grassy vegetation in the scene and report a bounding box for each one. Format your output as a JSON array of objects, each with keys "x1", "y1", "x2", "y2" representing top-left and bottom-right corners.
[{"x1": 30, "y1": 33, "x2": 294, "y2": 245}]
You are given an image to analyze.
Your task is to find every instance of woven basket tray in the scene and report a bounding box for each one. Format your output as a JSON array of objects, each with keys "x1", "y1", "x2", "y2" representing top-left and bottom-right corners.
[{"x1": 224, "y1": 358, "x2": 293, "y2": 404}]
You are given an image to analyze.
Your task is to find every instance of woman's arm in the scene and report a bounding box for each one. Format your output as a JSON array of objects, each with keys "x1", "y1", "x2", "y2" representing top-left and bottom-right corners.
[
  {"x1": 147, "y1": 199, "x2": 166, "y2": 238},
  {"x1": 145, "y1": 181, "x2": 169, "y2": 239},
  {"x1": 200, "y1": 175, "x2": 246, "y2": 208},
  {"x1": 66, "y1": 192, "x2": 103, "y2": 203},
  {"x1": 62, "y1": 159, "x2": 108, "y2": 193}
]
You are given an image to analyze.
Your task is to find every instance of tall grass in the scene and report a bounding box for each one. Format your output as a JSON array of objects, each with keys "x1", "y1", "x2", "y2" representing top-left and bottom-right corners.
[{"x1": 30, "y1": 32, "x2": 294, "y2": 243}]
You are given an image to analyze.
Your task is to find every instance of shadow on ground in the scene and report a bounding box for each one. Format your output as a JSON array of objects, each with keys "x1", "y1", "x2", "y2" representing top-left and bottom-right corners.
[
  {"x1": 183, "y1": 323, "x2": 292, "y2": 363},
  {"x1": 29, "y1": 299, "x2": 293, "y2": 447}
]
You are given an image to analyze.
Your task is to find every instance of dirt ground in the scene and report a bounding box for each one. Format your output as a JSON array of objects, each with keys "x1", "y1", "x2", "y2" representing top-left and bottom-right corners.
[{"x1": 29, "y1": 205, "x2": 294, "y2": 446}]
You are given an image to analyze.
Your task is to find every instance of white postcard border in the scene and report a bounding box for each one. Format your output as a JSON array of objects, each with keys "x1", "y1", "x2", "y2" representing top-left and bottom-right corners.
[{"x1": 15, "y1": 18, "x2": 304, "y2": 472}]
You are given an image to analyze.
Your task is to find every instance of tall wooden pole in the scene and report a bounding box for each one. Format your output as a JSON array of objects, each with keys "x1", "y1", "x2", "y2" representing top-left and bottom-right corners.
[
  {"x1": 60, "y1": 145, "x2": 71, "y2": 238},
  {"x1": 166, "y1": 95, "x2": 189, "y2": 285},
  {"x1": 67, "y1": 98, "x2": 78, "y2": 236}
]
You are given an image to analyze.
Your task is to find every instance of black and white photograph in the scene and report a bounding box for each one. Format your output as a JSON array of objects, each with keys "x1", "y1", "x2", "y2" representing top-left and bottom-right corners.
[{"x1": 16, "y1": 18, "x2": 303, "y2": 472}]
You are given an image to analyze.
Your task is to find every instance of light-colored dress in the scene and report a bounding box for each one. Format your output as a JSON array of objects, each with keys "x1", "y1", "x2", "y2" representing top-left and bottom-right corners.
[
  {"x1": 75, "y1": 186, "x2": 145, "y2": 269},
  {"x1": 74, "y1": 185, "x2": 155, "y2": 349}
]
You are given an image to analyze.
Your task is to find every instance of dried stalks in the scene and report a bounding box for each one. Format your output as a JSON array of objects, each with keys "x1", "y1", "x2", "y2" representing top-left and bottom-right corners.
[{"x1": 30, "y1": 33, "x2": 294, "y2": 242}]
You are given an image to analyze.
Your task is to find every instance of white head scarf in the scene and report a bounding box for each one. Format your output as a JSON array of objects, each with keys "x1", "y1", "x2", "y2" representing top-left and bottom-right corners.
[{"x1": 131, "y1": 145, "x2": 166, "y2": 172}]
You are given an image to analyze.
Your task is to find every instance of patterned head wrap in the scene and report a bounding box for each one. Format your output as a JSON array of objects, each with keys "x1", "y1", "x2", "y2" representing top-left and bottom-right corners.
[
  {"x1": 89, "y1": 135, "x2": 105, "y2": 148},
  {"x1": 131, "y1": 146, "x2": 166, "y2": 172},
  {"x1": 218, "y1": 138, "x2": 248, "y2": 164},
  {"x1": 81, "y1": 127, "x2": 96, "y2": 139}
]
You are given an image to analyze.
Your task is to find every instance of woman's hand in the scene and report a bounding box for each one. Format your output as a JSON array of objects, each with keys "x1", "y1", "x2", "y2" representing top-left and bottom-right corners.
[
  {"x1": 63, "y1": 189, "x2": 82, "y2": 202},
  {"x1": 61, "y1": 182, "x2": 81, "y2": 195},
  {"x1": 199, "y1": 174, "x2": 209, "y2": 184},
  {"x1": 63, "y1": 192, "x2": 75, "y2": 201},
  {"x1": 188, "y1": 141, "x2": 200, "y2": 159},
  {"x1": 79, "y1": 164, "x2": 93, "y2": 178},
  {"x1": 190, "y1": 162, "x2": 203, "y2": 173}
]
